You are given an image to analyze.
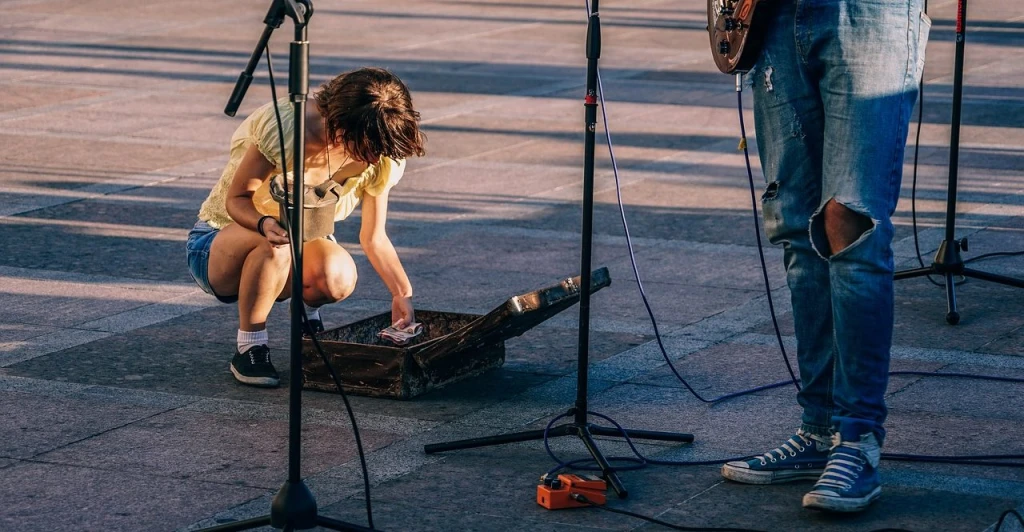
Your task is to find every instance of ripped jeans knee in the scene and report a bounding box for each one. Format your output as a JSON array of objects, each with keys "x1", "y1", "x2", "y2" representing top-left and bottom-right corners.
[{"x1": 810, "y1": 198, "x2": 878, "y2": 260}]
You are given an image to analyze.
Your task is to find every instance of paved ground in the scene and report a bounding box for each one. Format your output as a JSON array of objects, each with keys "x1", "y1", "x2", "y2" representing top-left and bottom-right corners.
[{"x1": 1, "y1": 0, "x2": 1023, "y2": 530}]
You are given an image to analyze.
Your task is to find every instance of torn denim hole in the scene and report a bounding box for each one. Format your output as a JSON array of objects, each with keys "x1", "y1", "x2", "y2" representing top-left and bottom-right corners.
[
  {"x1": 762, "y1": 181, "x2": 780, "y2": 201},
  {"x1": 809, "y1": 198, "x2": 878, "y2": 260},
  {"x1": 763, "y1": 66, "x2": 775, "y2": 92}
]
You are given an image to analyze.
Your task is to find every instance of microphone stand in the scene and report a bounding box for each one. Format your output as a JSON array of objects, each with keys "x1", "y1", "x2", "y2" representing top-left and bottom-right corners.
[
  {"x1": 202, "y1": 1, "x2": 373, "y2": 530},
  {"x1": 894, "y1": 0, "x2": 1024, "y2": 324},
  {"x1": 423, "y1": 0, "x2": 694, "y2": 499}
]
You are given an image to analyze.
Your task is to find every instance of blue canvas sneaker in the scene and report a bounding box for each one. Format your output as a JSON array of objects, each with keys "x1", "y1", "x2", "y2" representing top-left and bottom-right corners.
[
  {"x1": 721, "y1": 430, "x2": 831, "y2": 484},
  {"x1": 803, "y1": 430, "x2": 882, "y2": 512}
]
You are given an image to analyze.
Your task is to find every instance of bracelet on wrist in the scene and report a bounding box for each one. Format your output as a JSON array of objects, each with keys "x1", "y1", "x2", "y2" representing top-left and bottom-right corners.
[{"x1": 256, "y1": 215, "x2": 274, "y2": 237}]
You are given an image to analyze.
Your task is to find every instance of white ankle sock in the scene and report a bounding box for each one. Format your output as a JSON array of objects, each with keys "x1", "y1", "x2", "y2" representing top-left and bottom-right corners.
[
  {"x1": 237, "y1": 329, "x2": 269, "y2": 353},
  {"x1": 304, "y1": 303, "x2": 321, "y2": 321}
]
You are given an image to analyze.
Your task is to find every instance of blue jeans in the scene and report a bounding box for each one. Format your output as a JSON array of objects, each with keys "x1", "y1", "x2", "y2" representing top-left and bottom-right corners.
[{"x1": 751, "y1": 0, "x2": 930, "y2": 444}]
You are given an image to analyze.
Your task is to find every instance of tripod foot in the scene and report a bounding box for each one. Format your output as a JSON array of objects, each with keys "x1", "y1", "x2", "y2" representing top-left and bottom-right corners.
[{"x1": 946, "y1": 311, "x2": 960, "y2": 325}]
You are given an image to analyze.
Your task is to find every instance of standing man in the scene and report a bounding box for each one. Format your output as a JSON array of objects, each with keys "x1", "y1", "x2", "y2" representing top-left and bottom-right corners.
[{"x1": 720, "y1": 0, "x2": 930, "y2": 513}]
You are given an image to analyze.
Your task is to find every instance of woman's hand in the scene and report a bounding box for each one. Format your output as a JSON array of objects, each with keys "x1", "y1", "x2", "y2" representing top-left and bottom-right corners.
[
  {"x1": 259, "y1": 216, "x2": 290, "y2": 247},
  {"x1": 391, "y1": 296, "x2": 415, "y2": 329}
]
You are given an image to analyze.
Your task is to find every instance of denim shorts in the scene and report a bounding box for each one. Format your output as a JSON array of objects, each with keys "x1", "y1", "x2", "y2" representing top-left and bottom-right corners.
[{"x1": 186, "y1": 220, "x2": 238, "y2": 304}]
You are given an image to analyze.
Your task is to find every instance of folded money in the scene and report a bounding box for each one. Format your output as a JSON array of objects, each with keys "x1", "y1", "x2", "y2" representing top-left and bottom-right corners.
[{"x1": 378, "y1": 321, "x2": 424, "y2": 345}]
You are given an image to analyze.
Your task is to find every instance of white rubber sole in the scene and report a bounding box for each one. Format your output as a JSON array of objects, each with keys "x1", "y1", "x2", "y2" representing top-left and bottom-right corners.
[
  {"x1": 803, "y1": 486, "x2": 882, "y2": 512},
  {"x1": 230, "y1": 364, "x2": 279, "y2": 388},
  {"x1": 721, "y1": 463, "x2": 825, "y2": 485}
]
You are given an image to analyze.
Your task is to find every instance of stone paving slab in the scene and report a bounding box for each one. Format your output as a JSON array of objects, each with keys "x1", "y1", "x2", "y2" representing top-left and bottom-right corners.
[
  {"x1": 0, "y1": 390, "x2": 174, "y2": 460},
  {"x1": 0, "y1": 460, "x2": 266, "y2": 532},
  {"x1": 655, "y1": 480, "x2": 1017, "y2": 532},
  {"x1": 34, "y1": 407, "x2": 402, "y2": 489}
]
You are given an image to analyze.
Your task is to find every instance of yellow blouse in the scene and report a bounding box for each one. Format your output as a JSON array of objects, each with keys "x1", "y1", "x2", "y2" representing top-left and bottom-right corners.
[{"x1": 197, "y1": 97, "x2": 405, "y2": 229}]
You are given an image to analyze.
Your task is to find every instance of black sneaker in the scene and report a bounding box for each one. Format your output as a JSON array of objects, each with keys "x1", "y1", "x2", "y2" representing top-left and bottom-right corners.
[
  {"x1": 230, "y1": 345, "x2": 280, "y2": 388},
  {"x1": 303, "y1": 318, "x2": 324, "y2": 337}
]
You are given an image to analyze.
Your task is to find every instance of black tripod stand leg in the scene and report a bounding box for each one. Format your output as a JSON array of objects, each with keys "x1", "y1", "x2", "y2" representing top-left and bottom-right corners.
[
  {"x1": 589, "y1": 425, "x2": 694, "y2": 443},
  {"x1": 944, "y1": 272, "x2": 960, "y2": 325},
  {"x1": 317, "y1": 515, "x2": 377, "y2": 531},
  {"x1": 424, "y1": 425, "x2": 575, "y2": 454},
  {"x1": 579, "y1": 426, "x2": 627, "y2": 499},
  {"x1": 196, "y1": 516, "x2": 273, "y2": 532},
  {"x1": 963, "y1": 267, "x2": 1024, "y2": 288}
]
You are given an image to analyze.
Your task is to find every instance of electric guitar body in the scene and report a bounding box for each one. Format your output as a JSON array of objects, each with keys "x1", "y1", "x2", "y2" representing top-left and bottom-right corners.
[{"x1": 708, "y1": 0, "x2": 771, "y2": 74}]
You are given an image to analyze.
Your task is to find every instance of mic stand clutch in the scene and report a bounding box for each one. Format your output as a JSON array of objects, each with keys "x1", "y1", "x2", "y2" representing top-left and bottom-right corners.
[
  {"x1": 201, "y1": 1, "x2": 373, "y2": 530},
  {"x1": 894, "y1": 0, "x2": 1024, "y2": 324},
  {"x1": 423, "y1": 1, "x2": 694, "y2": 499}
]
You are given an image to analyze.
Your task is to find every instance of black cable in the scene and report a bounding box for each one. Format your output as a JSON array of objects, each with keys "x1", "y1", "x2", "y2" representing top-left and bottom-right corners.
[
  {"x1": 996, "y1": 509, "x2": 1024, "y2": 531},
  {"x1": 965, "y1": 250, "x2": 1024, "y2": 264},
  {"x1": 570, "y1": 493, "x2": 766, "y2": 532},
  {"x1": 735, "y1": 82, "x2": 802, "y2": 392},
  {"x1": 909, "y1": 47, "x2": 955, "y2": 288},
  {"x1": 266, "y1": 47, "x2": 375, "y2": 530}
]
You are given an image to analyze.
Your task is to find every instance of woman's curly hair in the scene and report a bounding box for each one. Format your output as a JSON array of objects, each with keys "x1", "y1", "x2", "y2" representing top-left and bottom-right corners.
[{"x1": 314, "y1": 67, "x2": 426, "y2": 164}]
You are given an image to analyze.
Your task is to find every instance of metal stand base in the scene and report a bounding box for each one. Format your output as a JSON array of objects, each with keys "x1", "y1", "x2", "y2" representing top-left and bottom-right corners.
[
  {"x1": 201, "y1": 481, "x2": 374, "y2": 532},
  {"x1": 424, "y1": 410, "x2": 694, "y2": 499},
  {"x1": 896, "y1": 239, "x2": 1024, "y2": 325}
]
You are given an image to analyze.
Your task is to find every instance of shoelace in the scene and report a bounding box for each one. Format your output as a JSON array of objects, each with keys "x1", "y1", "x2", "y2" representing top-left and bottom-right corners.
[
  {"x1": 814, "y1": 447, "x2": 865, "y2": 490},
  {"x1": 248, "y1": 347, "x2": 271, "y2": 366},
  {"x1": 758, "y1": 433, "x2": 814, "y2": 465}
]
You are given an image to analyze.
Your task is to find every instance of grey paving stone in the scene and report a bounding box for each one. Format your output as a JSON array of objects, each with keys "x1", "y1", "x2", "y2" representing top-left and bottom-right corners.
[
  {"x1": 5, "y1": 333, "x2": 283, "y2": 402},
  {"x1": 603, "y1": 238, "x2": 787, "y2": 292},
  {"x1": 885, "y1": 366, "x2": 1024, "y2": 421},
  {"x1": 318, "y1": 498, "x2": 616, "y2": 532},
  {"x1": 35, "y1": 408, "x2": 402, "y2": 489},
  {"x1": 580, "y1": 277, "x2": 760, "y2": 330},
  {"x1": 882, "y1": 413, "x2": 1024, "y2": 484},
  {"x1": 502, "y1": 326, "x2": 653, "y2": 376},
  {"x1": 749, "y1": 269, "x2": 1024, "y2": 354},
  {"x1": 0, "y1": 273, "x2": 185, "y2": 329},
  {"x1": 414, "y1": 225, "x2": 639, "y2": 277},
  {"x1": 625, "y1": 341, "x2": 814, "y2": 399},
  {"x1": 0, "y1": 461, "x2": 265, "y2": 532},
  {"x1": 656, "y1": 481, "x2": 1017, "y2": 532},
  {"x1": 986, "y1": 326, "x2": 1024, "y2": 357},
  {"x1": 0, "y1": 133, "x2": 220, "y2": 188},
  {"x1": 397, "y1": 159, "x2": 584, "y2": 200},
  {"x1": 0, "y1": 200, "x2": 198, "y2": 282},
  {"x1": 506, "y1": 199, "x2": 769, "y2": 246},
  {"x1": 0, "y1": 84, "x2": 107, "y2": 114},
  {"x1": 0, "y1": 390, "x2": 171, "y2": 459},
  {"x1": 0, "y1": 322, "x2": 60, "y2": 343},
  {"x1": 305, "y1": 369, "x2": 558, "y2": 425}
]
